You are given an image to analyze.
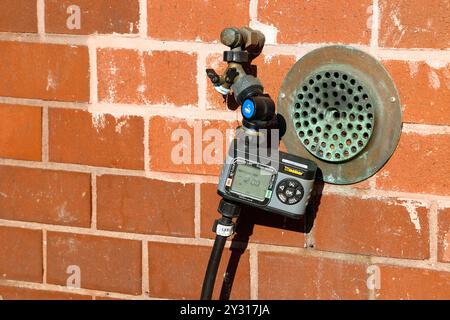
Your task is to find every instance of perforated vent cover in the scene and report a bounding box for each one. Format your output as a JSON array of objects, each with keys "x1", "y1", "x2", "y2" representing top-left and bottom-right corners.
[
  {"x1": 294, "y1": 70, "x2": 376, "y2": 162},
  {"x1": 278, "y1": 46, "x2": 402, "y2": 184}
]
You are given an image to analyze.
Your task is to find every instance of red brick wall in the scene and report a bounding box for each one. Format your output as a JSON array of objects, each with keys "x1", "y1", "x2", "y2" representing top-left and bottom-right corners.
[{"x1": 0, "y1": 0, "x2": 449, "y2": 300}]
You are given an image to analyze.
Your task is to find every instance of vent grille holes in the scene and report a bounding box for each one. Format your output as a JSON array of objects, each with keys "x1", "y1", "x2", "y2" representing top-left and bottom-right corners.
[{"x1": 293, "y1": 71, "x2": 376, "y2": 162}]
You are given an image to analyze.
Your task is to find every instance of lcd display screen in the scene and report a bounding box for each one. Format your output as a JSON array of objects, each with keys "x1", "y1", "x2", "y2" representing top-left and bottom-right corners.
[{"x1": 230, "y1": 164, "x2": 273, "y2": 201}]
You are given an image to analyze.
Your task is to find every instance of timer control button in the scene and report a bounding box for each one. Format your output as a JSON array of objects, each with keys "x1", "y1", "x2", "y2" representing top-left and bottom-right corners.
[
  {"x1": 288, "y1": 180, "x2": 299, "y2": 188},
  {"x1": 276, "y1": 179, "x2": 304, "y2": 205},
  {"x1": 285, "y1": 188, "x2": 295, "y2": 198},
  {"x1": 277, "y1": 192, "x2": 288, "y2": 203},
  {"x1": 293, "y1": 184, "x2": 305, "y2": 203},
  {"x1": 276, "y1": 181, "x2": 288, "y2": 193}
]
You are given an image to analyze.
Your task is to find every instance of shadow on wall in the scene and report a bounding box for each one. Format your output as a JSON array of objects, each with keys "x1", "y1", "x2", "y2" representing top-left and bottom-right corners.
[{"x1": 218, "y1": 168, "x2": 325, "y2": 300}]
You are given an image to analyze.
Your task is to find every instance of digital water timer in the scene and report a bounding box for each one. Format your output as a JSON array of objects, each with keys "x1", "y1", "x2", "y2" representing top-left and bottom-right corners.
[{"x1": 217, "y1": 140, "x2": 317, "y2": 219}]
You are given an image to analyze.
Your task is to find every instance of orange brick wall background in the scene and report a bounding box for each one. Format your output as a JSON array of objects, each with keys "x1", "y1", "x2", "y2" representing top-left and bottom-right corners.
[{"x1": 0, "y1": 0, "x2": 449, "y2": 300}]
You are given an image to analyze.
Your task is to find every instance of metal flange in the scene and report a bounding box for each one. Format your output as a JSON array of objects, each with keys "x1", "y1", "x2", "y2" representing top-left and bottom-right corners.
[{"x1": 278, "y1": 45, "x2": 402, "y2": 184}]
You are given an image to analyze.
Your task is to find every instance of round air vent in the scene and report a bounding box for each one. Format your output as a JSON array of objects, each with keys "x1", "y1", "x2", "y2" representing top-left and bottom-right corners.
[{"x1": 278, "y1": 46, "x2": 402, "y2": 184}]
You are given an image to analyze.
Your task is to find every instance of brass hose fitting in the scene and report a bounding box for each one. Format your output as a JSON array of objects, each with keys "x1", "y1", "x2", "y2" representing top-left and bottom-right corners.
[{"x1": 206, "y1": 26, "x2": 275, "y2": 130}]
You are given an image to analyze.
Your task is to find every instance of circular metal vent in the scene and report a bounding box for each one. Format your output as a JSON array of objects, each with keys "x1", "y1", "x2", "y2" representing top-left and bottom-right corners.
[
  {"x1": 294, "y1": 70, "x2": 376, "y2": 162},
  {"x1": 278, "y1": 46, "x2": 402, "y2": 184}
]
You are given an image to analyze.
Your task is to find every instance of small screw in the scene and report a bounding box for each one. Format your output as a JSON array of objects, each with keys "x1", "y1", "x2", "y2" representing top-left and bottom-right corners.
[
  {"x1": 390, "y1": 97, "x2": 396, "y2": 103},
  {"x1": 280, "y1": 93, "x2": 286, "y2": 99}
]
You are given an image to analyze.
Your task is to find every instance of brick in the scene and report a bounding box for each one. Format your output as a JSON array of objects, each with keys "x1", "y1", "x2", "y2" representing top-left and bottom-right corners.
[
  {"x1": 0, "y1": 0, "x2": 37, "y2": 33},
  {"x1": 0, "y1": 42, "x2": 89, "y2": 102},
  {"x1": 258, "y1": 0, "x2": 372, "y2": 44},
  {"x1": 379, "y1": 0, "x2": 450, "y2": 49},
  {"x1": 49, "y1": 109, "x2": 144, "y2": 169},
  {"x1": 384, "y1": 61, "x2": 450, "y2": 125},
  {"x1": 0, "y1": 104, "x2": 42, "y2": 161},
  {"x1": 205, "y1": 54, "x2": 296, "y2": 110},
  {"x1": 148, "y1": 242, "x2": 250, "y2": 299},
  {"x1": 259, "y1": 252, "x2": 368, "y2": 299},
  {"x1": 377, "y1": 265, "x2": 450, "y2": 299},
  {"x1": 47, "y1": 232, "x2": 142, "y2": 295},
  {"x1": 0, "y1": 285, "x2": 91, "y2": 300},
  {"x1": 376, "y1": 133, "x2": 450, "y2": 195},
  {"x1": 200, "y1": 184, "x2": 306, "y2": 247},
  {"x1": 256, "y1": 55, "x2": 297, "y2": 103},
  {"x1": 147, "y1": 0, "x2": 250, "y2": 42},
  {"x1": 314, "y1": 195, "x2": 429, "y2": 259},
  {"x1": 97, "y1": 49, "x2": 198, "y2": 106},
  {"x1": 149, "y1": 116, "x2": 238, "y2": 176},
  {"x1": 46, "y1": 0, "x2": 140, "y2": 35},
  {"x1": 349, "y1": 176, "x2": 373, "y2": 190},
  {"x1": 438, "y1": 208, "x2": 450, "y2": 262},
  {"x1": 95, "y1": 295, "x2": 123, "y2": 300},
  {"x1": 97, "y1": 175, "x2": 195, "y2": 237},
  {"x1": 0, "y1": 226, "x2": 42, "y2": 283},
  {"x1": 0, "y1": 166, "x2": 91, "y2": 227}
]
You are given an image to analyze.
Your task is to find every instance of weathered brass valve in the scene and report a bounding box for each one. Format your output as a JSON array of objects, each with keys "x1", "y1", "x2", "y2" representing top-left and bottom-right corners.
[{"x1": 206, "y1": 27, "x2": 276, "y2": 130}]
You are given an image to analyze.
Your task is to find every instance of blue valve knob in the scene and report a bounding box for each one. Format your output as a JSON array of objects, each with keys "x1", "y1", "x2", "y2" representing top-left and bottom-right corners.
[{"x1": 242, "y1": 99, "x2": 256, "y2": 119}]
